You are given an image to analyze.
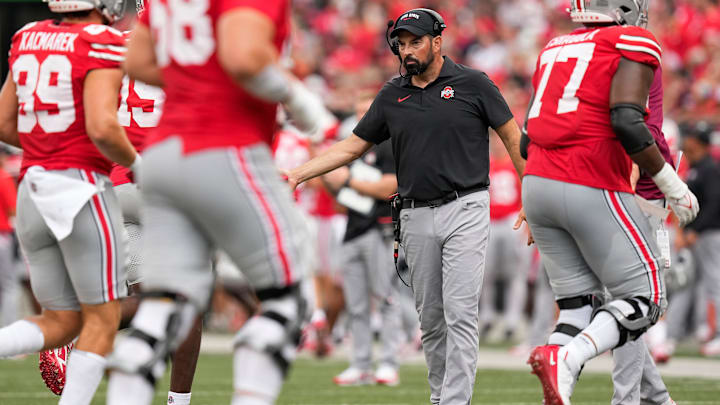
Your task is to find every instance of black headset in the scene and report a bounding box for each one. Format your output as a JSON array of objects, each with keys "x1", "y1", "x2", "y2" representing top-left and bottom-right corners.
[{"x1": 385, "y1": 8, "x2": 447, "y2": 57}]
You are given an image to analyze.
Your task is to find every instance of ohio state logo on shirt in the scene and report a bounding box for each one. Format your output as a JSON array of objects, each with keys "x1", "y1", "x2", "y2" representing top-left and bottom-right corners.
[{"x1": 440, "y1": 86, "x2": 454, "y2": 99}]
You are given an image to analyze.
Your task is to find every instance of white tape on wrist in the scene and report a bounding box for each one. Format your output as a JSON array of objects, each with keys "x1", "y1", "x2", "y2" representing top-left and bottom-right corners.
[
  {"x1": 651, "y1": 163, "x2": 687, "y2": 200},
  {"x1": 130, "y1": 154, "x2": 142, "y2": 173},
  {"x1": 243, "y1": 65, "x2": 291, "y2": 103}
]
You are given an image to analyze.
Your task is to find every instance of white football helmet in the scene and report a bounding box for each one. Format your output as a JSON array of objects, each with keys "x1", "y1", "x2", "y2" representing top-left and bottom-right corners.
[
  {"x1": 43, "y1": 0, "x2": 125, "y2": 23},
  {"x1": 569, "y1": 0, "x2": 648, "y2": 28}
]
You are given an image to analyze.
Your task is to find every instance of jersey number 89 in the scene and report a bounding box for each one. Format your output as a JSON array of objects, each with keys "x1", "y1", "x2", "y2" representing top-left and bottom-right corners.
[{"x1": 12, "y1": 54, "x2": 76, "y2": 134}]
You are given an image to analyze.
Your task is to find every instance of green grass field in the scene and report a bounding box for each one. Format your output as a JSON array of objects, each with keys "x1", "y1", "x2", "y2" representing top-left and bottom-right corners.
[{"x1": 0, "y1": 354, "x2": 718, "y2": 404}]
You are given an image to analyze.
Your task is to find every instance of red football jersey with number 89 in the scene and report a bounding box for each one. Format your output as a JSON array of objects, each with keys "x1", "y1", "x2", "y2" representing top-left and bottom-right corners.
[
  {"x1": 9, "y1": 20, "x2": 126, "y2": 180},
  {"x1": 525, "y1": 25, "x2": 661, "y2": 193},
  {"x1": 138, "y1": 0, "x2": 290, "y2": 154}
]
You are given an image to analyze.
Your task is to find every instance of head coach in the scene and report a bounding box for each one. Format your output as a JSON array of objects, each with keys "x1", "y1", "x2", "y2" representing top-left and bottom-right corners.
[{"x1": 286, "y1": 8, "x2": 526, "y2": 404}]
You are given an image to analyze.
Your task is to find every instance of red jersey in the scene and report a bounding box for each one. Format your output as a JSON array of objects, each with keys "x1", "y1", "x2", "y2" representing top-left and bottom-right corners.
[
  {"x1": 0, "y1": 168, "x2": 17, "y2": 232},
  {"x1": 138, "y1": 0, "x2": 290, "y2": 154},
  {"x1": 525, "y1": 25, "x2": 662, "y2": 193},
  {"x1": 111, "y1": 73, "x2": 165, "y2": 186},
  {"x1": 8, "y1": 20, "x2": 126, "y2": 180},
  {"x1": 489, "y1": 157, "x2": 521, "y2": 220}
]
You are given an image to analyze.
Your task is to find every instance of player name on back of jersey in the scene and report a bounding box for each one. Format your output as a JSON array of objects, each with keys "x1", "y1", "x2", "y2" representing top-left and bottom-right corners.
[
  {"x1": 546, "y1": 29, "x2": 600, "y2": 48},
  {"x1": 18, "y1": 31, "x2": 78, "y2": 53}
]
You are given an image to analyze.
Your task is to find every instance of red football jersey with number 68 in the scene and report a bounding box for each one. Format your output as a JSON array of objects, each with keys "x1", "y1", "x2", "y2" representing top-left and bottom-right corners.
[
  {"x1": 524, "y1": 25, "x2": 661, "y2": 193},
  {"x1": 138, "y1": 0, "x2": 290, "y2": 154},
  {"x1": 9, "y1": 20, "x2": 126, "y2": 180}
]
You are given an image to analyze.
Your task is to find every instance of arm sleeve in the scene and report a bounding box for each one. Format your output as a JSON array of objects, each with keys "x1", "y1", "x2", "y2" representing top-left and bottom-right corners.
[
  {"x1": 476, "y1": 72, "x2": 514, "y2": 130},
  {"x1": 219, "y1": 0, "x2": 288, "y2": 22},
  {"x1": 613, "y1": 26, "x2": 662, "y2": 69},
  {"x1": 353, "y1": 89, "x2": 391, "y2": 145}
]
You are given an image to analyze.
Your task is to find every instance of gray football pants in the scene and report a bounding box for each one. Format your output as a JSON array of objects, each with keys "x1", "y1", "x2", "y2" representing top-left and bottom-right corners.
[
  {"x1": 692, "y1": 230, "x2": 720, "y2": 340},
  {"x1": 524, "y1": 176, "x2": 668, "y2": 404},
  {"x1": 16, "y1": 170, "x2": 127, "y2": 309},
  {"x1": 139, "y1": 138, "x2": 310, "y2": 310},
  {"x1": 611, "y1": 199, "x2": 670, "y2": 405},
  {"x1": 341, "y1": 227, "x2": 401, "y2": 370},
  {"x1": 480, "y1": 214, "x2": 530, "y2": 332},
  {"x1": 400, "y1": 190, "x2": 489, "y2": 405}
]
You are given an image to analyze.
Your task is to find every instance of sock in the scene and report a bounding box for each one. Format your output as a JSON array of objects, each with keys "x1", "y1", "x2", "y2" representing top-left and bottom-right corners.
[
  {"x1": 58, "y1": 350, "x2": 106, "y2": 405},
  {"x1": 562, "y1": 311, "x2": 621, "y2": 375},
  {"x1": 548, "y1": 306, "x2": 593, "y2": 346},
  {"x1": 107, "y1": 371, "x2": 155, "y2": 405},
  {"x1": 168, "y1": 391, "x2": 192, "y2": 405},
  {"x1": 232, "y1": 348, "x2": 283, "y2": 405},
  {"x1": 0, "y1": 319, "x2": 45, "y2": 357}
]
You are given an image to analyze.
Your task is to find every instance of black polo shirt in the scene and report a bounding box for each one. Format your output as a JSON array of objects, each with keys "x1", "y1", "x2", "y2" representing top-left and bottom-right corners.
[
  {"x1": 344, "y1": 140, "x2": 395, "y2": 243},
  {"x1": 353, "y1": 56, "x2": 513, "y2": 201}
]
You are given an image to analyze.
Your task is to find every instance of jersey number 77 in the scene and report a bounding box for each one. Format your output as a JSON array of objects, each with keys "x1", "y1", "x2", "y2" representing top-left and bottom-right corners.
[{"x1": 528, "y1": 43, "x2": 596, "y2": 119}]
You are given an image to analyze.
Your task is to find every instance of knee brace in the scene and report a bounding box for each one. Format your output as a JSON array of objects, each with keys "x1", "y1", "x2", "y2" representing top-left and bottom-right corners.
[
  {"x1": 110, "y1": 291, "x2": 198, "y2": 386},
  {"x1": 552, "y1": 295, "x2": 602, "y2": 340},
  {"x1": 593, "y1": 297, "x2": 661, "y2": 347},
  {"x1": 234, "y1": 284, "x2": 306, "y2": 376}
]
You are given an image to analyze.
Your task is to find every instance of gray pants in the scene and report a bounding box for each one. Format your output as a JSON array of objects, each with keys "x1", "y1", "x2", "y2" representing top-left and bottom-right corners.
[
  {"x1": 341, "y1": 227, "x2": 401, "y2": 370},
  {"x1": 400, "y1": 190, "x2": 489, "y2": 405},
  {"x1": 692, "y1": 230, "x2": 720, "y2": 340},
  {"x1": 140, "y1": 138, "x2": 310, "y2": 310},
  {"x1": 115, "y1": 183, "x2": 142, "y2": 285},
  {"x1": 16, "y1": 170, "x2": 127, "y2": 309},
  {"x1": 480, "y1": 214, "x2": 530, "y2": 332},
  {"x1": 612, "y1": 199, "x2": 670, "y2": 405},
  {"x1": 522, "y1": 176, "x2": 665, "y2": 304},
  {"x1": 524, "y1": 176, "x2": 668, "y2": 403},
  {"x1": 527, "y1": 264, "x2": 555, "y2": 347}
]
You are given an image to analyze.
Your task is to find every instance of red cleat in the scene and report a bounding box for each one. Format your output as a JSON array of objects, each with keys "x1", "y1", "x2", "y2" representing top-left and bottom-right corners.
[
  {"x1": 39, "y1": 342, "x2": 74, "y2": 395},
  {"x1": 528, "y1": 344, "x2": 575, "y2": 405}
]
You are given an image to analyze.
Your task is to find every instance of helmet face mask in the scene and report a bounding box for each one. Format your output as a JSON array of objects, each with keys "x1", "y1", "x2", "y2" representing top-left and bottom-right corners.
[
  {"x1": 569, "y1": 0, "x2": 649, "y2": 28},
  {"x1": 43, "y1": 0, "x2": 126, "y2": 23}
]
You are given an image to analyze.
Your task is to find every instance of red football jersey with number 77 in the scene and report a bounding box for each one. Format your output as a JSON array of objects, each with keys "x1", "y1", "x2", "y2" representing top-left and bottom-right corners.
[
  {"x1": 138, "y1": 0, "x2": 290, "y2": 154},
  {"x1": 8, "y1": 20, "x2": 126, "y2": 180},
  {"x1": 524, "y1": 25, "x2": 661, "y2": 193}
]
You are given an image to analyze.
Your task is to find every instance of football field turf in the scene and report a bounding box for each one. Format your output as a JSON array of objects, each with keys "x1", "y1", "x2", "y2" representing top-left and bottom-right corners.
[{"x1": 1, "y1": 354, "x2": 719, "y2": 404}]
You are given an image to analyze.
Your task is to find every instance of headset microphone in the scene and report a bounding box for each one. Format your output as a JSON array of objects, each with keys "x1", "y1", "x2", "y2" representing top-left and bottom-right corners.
[{"x1": 386, "y1": 19, "x2": 407, "y2": 78}]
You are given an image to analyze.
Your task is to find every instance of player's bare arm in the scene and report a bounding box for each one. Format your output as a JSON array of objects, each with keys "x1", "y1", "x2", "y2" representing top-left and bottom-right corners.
[
  {"x1": 610, "y1": 57, "x2": 699, "y2": 225},
  {"x1": 0, "y1": 74, "x2": 20, "y2": 148},
  {"x1": 217, "y1": 8, "x2": 278, "y2": 82},
  {"x1": 125, "y1": 24, "x2": 163, "y2": 87},
  {"x1": 287, "y1": 134, "x2": 373, "y2": 190},
  {"x1": 84, "y1": 68, "x2": 138, "y2": 168},
  {"x1": 495, "y1": 118, "x2": 526, "y2": 179},
  {"x1": 324, "y1": 166, "x2": 397, "y2": 200},
  {"x1": 217, "y1": 8, "x2": 334, "y2": 138}
]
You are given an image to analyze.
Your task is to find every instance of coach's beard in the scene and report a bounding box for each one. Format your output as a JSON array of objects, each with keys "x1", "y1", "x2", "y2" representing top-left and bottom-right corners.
[{"x1": 403, "y1": 54, "x2": 433, "y2": 76}]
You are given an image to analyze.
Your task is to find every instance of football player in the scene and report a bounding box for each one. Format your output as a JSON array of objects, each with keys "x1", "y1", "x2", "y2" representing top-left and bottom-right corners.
[
  {"x1": 105, "y1": 0, "x2": 329, "y2": 404},
  {"x1": 0, "y1": 1, "x2": 139, "y2": 404},
  {"x1": 521, "y1": 1, "x2": 697, "y2": 404}
]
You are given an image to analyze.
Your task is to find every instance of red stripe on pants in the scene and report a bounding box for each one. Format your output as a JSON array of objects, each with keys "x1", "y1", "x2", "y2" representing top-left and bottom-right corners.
[
  {"x1": 608, "y1": 192, "x2": 659, "y2": 304},
  {"x1": 235, "y1": 151, "x2": 293, "y2": 285},
  {"x1": 85, "y1": 171, "x2": 115, "y2": 300}
]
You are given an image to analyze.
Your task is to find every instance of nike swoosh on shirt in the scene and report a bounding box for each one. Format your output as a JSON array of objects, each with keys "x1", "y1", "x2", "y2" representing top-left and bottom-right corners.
[{"x1": 397, "y1": 95, "x2": 411, "y2": 102}]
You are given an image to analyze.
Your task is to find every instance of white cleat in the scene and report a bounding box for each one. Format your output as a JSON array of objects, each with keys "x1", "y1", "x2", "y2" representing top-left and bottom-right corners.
[
  {"x1": 374, "y1": 364, "x2": 399, "y2": 386},
  {"x1": 332, "y1": 367, "x2": 375, "y2": 386}
]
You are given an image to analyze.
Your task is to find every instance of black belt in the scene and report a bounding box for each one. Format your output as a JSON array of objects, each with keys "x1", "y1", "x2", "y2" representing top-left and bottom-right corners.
[{"x1": 401, "y1": 186, "x2": 487, "y2": 209}]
